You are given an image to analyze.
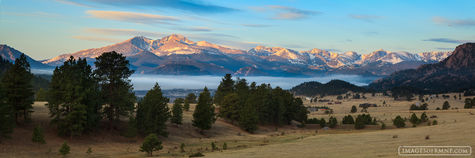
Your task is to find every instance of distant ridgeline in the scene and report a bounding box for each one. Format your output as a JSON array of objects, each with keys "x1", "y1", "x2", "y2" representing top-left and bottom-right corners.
[
  {"x1": 290, "y1": 80, "x2": 368, "y2": 97},
  {"x1": 369, "y1": 43, "x2": 475, "y2": 94}
]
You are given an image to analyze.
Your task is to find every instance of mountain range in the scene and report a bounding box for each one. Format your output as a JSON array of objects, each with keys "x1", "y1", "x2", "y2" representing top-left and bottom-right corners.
[
  {"x1": 369, "y1": 43, "x2": 475, "y2": 93},
  {"x1": 1, "y1": 34, "x2": 452, "y2": 76}
]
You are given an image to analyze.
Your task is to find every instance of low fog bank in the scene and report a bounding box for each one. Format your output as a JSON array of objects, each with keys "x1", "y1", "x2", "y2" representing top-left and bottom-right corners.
[{"x1": 130, "y1": 74, "x2": 379, "y2": 90}]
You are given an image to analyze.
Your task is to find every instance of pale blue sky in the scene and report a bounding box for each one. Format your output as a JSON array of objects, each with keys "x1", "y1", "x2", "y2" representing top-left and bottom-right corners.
[{"x1": 0, "y1": 0, "x2": 474, "y2": 60}]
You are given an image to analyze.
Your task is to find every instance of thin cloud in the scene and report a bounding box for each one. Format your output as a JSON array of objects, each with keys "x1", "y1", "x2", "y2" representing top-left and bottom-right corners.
[
  {"x1": 436, "y1": 48, "x2": 454, "y2": 51},
  {"x1": 433, "y1": 16, "x2": 475, "y2": 27},
  {"x1": 61, "y1": 0, "x2": 237, "y2": 14},
  {"x1": 84, "y1": 28, "x2": 167, "y2": 38},
  {"x1": 86, "y1": 10, "x2": 179, "y2": 25},
  {"x1": 423, "y1": 38, "x2": 474, "y2": 44},
  {"x1": 252, "y1": 5, "x2": 320, "y2": 20},
  {"x1": 176, "y1": 26, "x2": 212, "y2": 32},
  {"x1": 241, "y1": 24, "x2": 272, "y2": 28},
  {"x1": 72, "y1": 36, "x2": 123, "y2": 43},
  {"x1": 349, "y1": 14, "x2": 383, "y2": 22},
  {"x1": 55, "y1": 0, "x2": 92, "y2": 7}
]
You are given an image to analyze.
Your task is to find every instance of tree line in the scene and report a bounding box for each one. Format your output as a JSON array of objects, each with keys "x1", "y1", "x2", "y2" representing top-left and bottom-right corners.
[{"x1": 1, "y1": 52, "x2": 309, "y2": 142}]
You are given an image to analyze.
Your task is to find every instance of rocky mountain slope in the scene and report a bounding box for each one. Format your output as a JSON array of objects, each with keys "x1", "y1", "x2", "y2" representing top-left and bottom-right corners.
[{"x1": 369, "y1": 43, "x2": 475, "y2": 92}]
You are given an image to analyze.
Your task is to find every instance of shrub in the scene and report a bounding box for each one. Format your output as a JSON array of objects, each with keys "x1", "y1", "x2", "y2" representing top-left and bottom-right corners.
[
  {"x1": 410, "y1": 103, "x2": 428, "y2": 110},
  {"x1": 140, "y1": 134, "x2": 163, "y2": 157},
  {"x1": 223, "y1": 142, "x2": 227, "y2": 150},
  {"x1": 59, "y1": 142, "x2": 70, "y2": 157},
  {"x1": 189, "y1": 152, "x2": 204, "y2": 157},
  {"x1": 432, "y1": 120, "x2": 438, "y2": 125},
  {"x1": 32, "y1": 126, "x2": 46, "y2": 144},
  {"x1": 381, "y1": 122, "x2": 386, "y2": 129},
  {"x1": 211, "y1": 142, "x2": 218, "y2": 151},
  {"x1": 86, "y1": 147, "x2": 92, "y2": 155},
  {"x1": 180, "y1": 143, "x2": 185, "y2": 153},
  {"x1": 393, "y1": 115, "x2": 406, "y2": 128},
  {"x1": 354, "y1": 116, "x2": 365, "y2": 129}
]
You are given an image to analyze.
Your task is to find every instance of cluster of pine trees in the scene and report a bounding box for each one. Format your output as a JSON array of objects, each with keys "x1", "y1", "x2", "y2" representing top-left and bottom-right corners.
[
  {"x1": 215, "y1": 74, "x2": 308, "y2": 133},
  {"x1": 0, "y1": 54, "x2": 35, "y2": 141}
]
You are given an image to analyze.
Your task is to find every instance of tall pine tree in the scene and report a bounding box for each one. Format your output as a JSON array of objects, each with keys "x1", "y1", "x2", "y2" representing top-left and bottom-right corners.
[
  {"x1": 171, "y1": 98, "x2": 184, "y2": 125},
  {"x1": 94, "y1": 51, "x2": 135, "y2": 129},
  {"x1": 0, "y1": 80, "x2": 14, "y2": 141},
  {"x1": 1, "y1": 54, "x2": 34, "y2": 123},
  {"x1": 192, "y1": 87, "x2": 215, "y2": 133},
  {"x1": 47, "y1": 56, "x2": 102, "y2": 137},
  {"x1": 136, "y1": 83, "x2": 170, "y2": 136},
  {"x1": 214, "y1": 74, "x2": 234, "y2": 106}
]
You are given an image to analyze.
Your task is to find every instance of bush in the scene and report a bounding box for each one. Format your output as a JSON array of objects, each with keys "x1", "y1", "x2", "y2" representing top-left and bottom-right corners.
[
  {"x1": 393, "y1": 115, "x2": 406, "y2": 128},
  {"x1": 223, "y1": 142, "x2": 227, "y2": 150},
  {"x1": 464, "y1": 98, "x2": 473, "y2": 109},
  {"x1": 86, "y1": 147, "x2": 92, "y2": 155},
  {"x1": 432, "y1": 120, "x2": 438, "y2": 125},
  {"x1": 32, "y1": 126, "x2": 46, "y2": 144},
  {"x1": 59, "y1": 142, "x2": 70, "y2": 157},
  {"x1": 180, "y1": 143, "x2": 185, "y2": 153},
  {"x1": 381, "y1": 122, "x2": 386, "y2": 130},
  {"x1": 140, "y1": 134, "x2": 163, "y2": 157},
  {"x1": 342, "y1": 115, "x2": 355, "y2": 124},
  {"x1": 189, "y1": 152, "x2": 204, "y2": 157},
  {"x1": 211, "y1": 142, "x2": 218, "y2": 151},
  {"x1": 410, "y1": 103, "x2": 428, "y2": 110}
]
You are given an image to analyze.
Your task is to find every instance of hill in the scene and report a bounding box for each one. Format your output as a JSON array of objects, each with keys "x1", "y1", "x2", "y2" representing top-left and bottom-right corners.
[
  {"x1": 290, "y1": 80, "x2": 367, "y2": 96},
  {"x1": 369, "y1": 43, "x2": 475, "y2": 93}
]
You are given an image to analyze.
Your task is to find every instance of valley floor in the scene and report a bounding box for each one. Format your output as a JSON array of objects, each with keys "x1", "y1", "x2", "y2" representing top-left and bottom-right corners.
[{"x1": 1, "y1": 93, "x2": 474, "y2": 158}]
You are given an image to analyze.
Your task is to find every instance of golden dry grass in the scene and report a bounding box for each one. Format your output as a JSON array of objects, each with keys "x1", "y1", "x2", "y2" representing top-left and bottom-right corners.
[{"x1": 0, "y1": 93, "x2": 474, "y2": 158}]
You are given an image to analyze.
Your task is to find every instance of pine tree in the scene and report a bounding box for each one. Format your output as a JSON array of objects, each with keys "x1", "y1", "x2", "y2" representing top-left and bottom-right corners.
[
  {"x1": 420, "y1": 112, "x2": 428, "y2": 122},
  {"x1": 350, "y1": 105, "x2": 357, "y2": 113},
  {"x1": 409, "y1": 113, "x2": 420, "y2": 126},
  {"x1": 238, "y1": 102, "x2": 258, "y2": 133},
  {"x1": 140, "y1": 133, "x2": 163, "y2": 157},
  {"x1": 328, "y1": 116, "x2": 337, "y2": 128},
  {"x1": 1, "y1": 54, "x2": 34, "y2": 123},
  {"x1": 59, "y1": 142, "x2": 70, "y2": 157},
  {"x1": 219, "y1": 93, "x2": 240, "y2": 122},
  {"x1": 442, "y1": 101, "x2": 450, "y2": 110},
  {"x1": 464, "y1": 98, "x2": 472, "y2": 109},
  {"x1": 32, "y1": 126, "x2": 46, "y2": 144},
  {"x1": 319, "y1": 118, "x2": 326, "y2": 128},
  {"x1": 94, "y1": 51, "x2": 135, "y2": 129},
  {"x1": 393, "y1": 115, "x2": 406, "y2": 128},
  {"x1": 185, "y1": 93, "x2": 197, "y2": 104},
  {"x1": 183, "y1": 100, "x2": 190, "y2": 111},
  {"x1": 192, "y1": 87, "x2": 216, "y2": 133},
  {"x1": 342, "y1": 115, "x2": 355, "y2": 124},
  {"x1": 354, "y1": 115, "x2": 365, "y2": 129},
  {"x1": 171, "y1": 98, "x2": 184, "y2": 125},
  {"x1": 0, "y1": 81, "x2": 14, "y2": 141},
  {"x1": 47, "y1": 57, "x2": 101, "y2": 137},
  {"x1": 214, "y1": 74, "x2": 235, "y2": 105},
  {"x1": 136, "y1": 83, "x2": 170, "y2": 137}
]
